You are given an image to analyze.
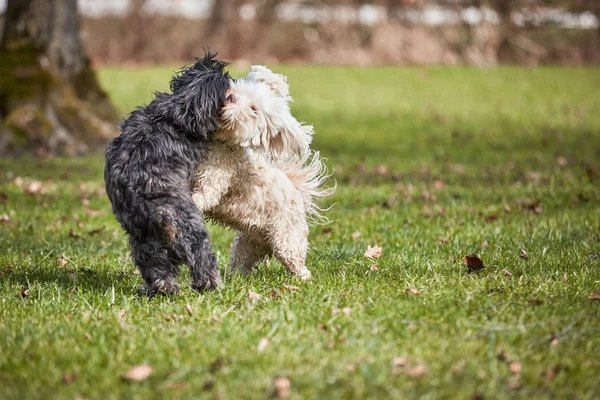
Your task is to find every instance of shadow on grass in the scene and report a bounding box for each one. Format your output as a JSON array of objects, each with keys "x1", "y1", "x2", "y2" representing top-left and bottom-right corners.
[{"x1": 5, "y1": 264, "x2": 138, "y2": 295}]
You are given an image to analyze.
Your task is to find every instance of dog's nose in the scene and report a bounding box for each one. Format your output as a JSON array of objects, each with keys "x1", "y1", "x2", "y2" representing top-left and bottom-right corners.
[{"x1": 227, "y1": 94, "x2": 238, "y2": 104}]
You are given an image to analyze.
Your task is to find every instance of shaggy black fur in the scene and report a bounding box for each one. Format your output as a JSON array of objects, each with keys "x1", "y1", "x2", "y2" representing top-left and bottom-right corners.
[{"x1": 104, "y1": 52, "x2": 230, "y2": 295}]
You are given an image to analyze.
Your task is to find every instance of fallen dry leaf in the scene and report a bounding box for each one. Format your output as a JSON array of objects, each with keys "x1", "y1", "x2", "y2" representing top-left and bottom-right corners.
[
  {"x1": 502, "y1": 269, "x2": 513, "y2": 278},
  {"x1": 272, "y1": 376, "x2": 291, "y2": 399},
  {"x1": 0, "y1": 214, "x2": 9, "y2": 223},
  {"x1": 283, "y1": 285, "x2": 299, "y2": 291},
  {"x1": 332, "y1": 307, "x2": 352, "y2": 315},
  {"x1": 545, "y1": 368, "x2": 556, "y2": 383},
  {"x1": 555, "y1": 156, "x2": 567, "y2": 166},
  {"x1": 504, "y1": 204, "x2": 512, "y2": 213},
  {"x1": 87, "y1": 226, "x2": 105, "y2": 235},
  {"x1": 509, "y1": 362, "x2": 522, "y2": 374},
  {"x1": 364, "y1": 245, "x2": 382, "y2": 259},
  {"x1": 464, "y1": 254, "x2": 484, "y2": 272},
  {"x1": 163, "y1": 381, "x2": 188, "y2": 390},
  {"x1": 69, "y1": 229, "x2": 82, "y2": 239},
  {"x1": 123, "y1": 364, "x2": 152, "y2": 381},
  {"x1": 550, "y1": 333, "x2": 559, "y2": 347},
  {"x1": 62, "y1": 374, "x2": 75, "y2": 385},
  {"x1": 248, "y1": 291, "x2": 262, "y2": 301},
  {"x1": 351, "y1": 231, "x2": 361, "y2": 240},
  {"x1": 432, "y1": 180, "x2": 444, "y2": 191},
  {"x1": 519, "y1": 249, "x2": 528, "y2": 260},
  {"x1": 562, "y1": 273, "x2": 567, "y2": 282},
  {"x1": 185, "y1": 303, "x2": 193, "y2": 316},
  {"x1": 406, "y1": 288, "x2": 421, "y2": 296},
  {"x1": 370, "y1": 264, "x2": 379, "y2": 271},
  {"x1": 588, "y1": 290, "x2": 600, "y2": 300},
  {"x1": 406, "y1": 365, "x2": 428, "y2": 379},
  {"x1": 56, "y1": 257, "x2": 68, "y2": 267},
  {"x1": 257, "y1": 337, "x2": 270, "y2": 353},
  {"x1": 392, "y1": 357, "x2": 408, "y2": 367}
]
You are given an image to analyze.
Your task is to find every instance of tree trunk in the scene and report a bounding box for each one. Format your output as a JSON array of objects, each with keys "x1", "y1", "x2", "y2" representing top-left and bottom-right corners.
[{"x1": 0, "y1": 0, "x2": 120, "y2": 156}]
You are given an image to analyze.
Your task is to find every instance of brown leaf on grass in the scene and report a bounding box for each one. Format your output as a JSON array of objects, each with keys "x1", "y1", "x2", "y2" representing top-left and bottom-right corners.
[
  {"x1": 86, "y1": 208, "x2": 107, "y2": 217},
  {"x1": 364, "y1": 245, "x2": 382, "y2": 259},
  {"x1": 351, "y1": 231, "x2": 361, "y2": 240},
  {"x1": 504, "y1": 204, "x2": 512, "y2": 213},
  {"x1": 87, "y1": 226, "x2": 106, "y2": 235},
  {"x1": 283, "y1": 285, "x2": 299, "y2": 291},
  {"x1": 372, "y1": 164, "x2": 388, "y2": 175},
  {"x1": 185, "y1": 303, "x2": 193, "y2": 316},
  {"x1": 432, "y1": 180, "x2": 444, "y2": 191},
  {"x1": 588, "y1": 290, "x2": 600, "y2": 300},
  {"x1": 20, "y1": 287, "x2": 29, "y2": 298},
  {"x1": 406, "y1": 288, "x2": 421, "y2": 296},
  {"x1": 485, "y1": 213, "x2": 498, "y2": 223},
  {"x1": 502, "y1": 269, "x2": 513, "y2": 278},
  {"x1": 528, "y1": 298, "x2": 544, "y2": 306},
  {"x1": 56, "y1": 257, "x2": 68, "y2": 267},
  {"x1": 370, "y1": 264, "x2": 379, "y2": 271},
  {"x1": 519, "y1": 249, "x2": 528, "y2": 260},
  {"x1": 248, "y1": 291, "x2": 262, "y2": 301},
  {"x1": 163, "y1": 381, "x2": 188, "y2": 390},
  {"x1": 464, "y1": 254, "x2": 484, "y2": 272},
  {"x1": 257, "y1": 337, "x2": 270, "y2": 353},
  {"x1": 406, "y1": 365, "x2": 428, "y2": 379},
  {"x1": 123, "y1": 364, "x2": 152, "y2": 381},
  {"x1": 69, "y1": 229, "x2": 82, "y2": 239},
  {"x1": 562, "y1": 273, "x2": 567, "y2": 282},
  {"x1": 509, "y1": 362, "x2": 522, "y2": 374},
  {"x1": 555, "y1": 156, "x2": 567, "y2": 167},
  {"x1": 0, "y1": 214, "x2": 10, "y2": 223},
  {"x1": 496, "y1": 350, "x2": 509, "y2": 362},
  {"x1": 549, "y1": 333, "x2": 559, "y2": 347},
  {"x1": 545, "y1": 368, "x2": 556, "y2": 383},
  {"x1": 272, "y1": 376, "x2": 291, "y2": 399},
  {"x1": 392, "y1": 357, "x2": 408, "y2": 367},
  {"x1": 62, "y1": 374, "x2": 76, "y2": 385},
  {"x1": 480, "y1": 240, "x2": 489, "y2": 248},
  {"x1": 24, "y1": 180, "x2": 44, "y2": 195},
  {"x1": 332, "y1": 307, "x2": 352, "y2": 315}
]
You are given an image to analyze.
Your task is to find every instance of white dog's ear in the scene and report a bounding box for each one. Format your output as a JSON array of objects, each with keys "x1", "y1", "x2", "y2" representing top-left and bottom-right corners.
[
  {"x1": 262, "y1": 115, "x2": 313, "y2": 158},
  {"x1": 248, "y1": 65, "x2": 290, "y2": 99}
]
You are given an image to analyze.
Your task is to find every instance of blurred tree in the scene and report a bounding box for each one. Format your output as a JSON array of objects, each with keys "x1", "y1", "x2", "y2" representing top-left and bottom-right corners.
[{"x1": 0, "y1": 0, "x2": 119, "y2": 156}]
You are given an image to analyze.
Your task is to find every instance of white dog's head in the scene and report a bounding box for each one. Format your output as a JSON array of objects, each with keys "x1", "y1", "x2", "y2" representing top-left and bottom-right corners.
[{"x1": 217, "y1": 66, "x2": 313, "y2": 158}]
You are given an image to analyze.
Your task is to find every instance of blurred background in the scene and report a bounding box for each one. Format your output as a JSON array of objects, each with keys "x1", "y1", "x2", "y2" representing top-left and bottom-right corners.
[{"x1": 0, "y1": 0, "x2": 598, "y2": 156}]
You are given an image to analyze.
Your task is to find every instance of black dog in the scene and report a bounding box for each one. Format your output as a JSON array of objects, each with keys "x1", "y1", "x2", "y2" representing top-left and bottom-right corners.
[{"x1": 104, "y1": 52, "x2": 230, "y2": 295}]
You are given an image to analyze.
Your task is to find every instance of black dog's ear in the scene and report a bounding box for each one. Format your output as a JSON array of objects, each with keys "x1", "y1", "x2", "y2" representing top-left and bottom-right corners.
[{"x1": 168, "y1": 52, "x2": 231, "y2": 140}]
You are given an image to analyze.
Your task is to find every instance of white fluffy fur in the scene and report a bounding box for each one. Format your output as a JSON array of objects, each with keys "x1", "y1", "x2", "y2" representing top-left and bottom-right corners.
[{"x1": 192, "y1": 66, "x2": 333, "y2": 280}]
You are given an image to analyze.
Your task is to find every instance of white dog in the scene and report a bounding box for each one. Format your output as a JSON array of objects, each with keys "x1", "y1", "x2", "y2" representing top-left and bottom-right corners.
[{"x1": 192, "y1": 66, "x2": 332, "y2": 280}]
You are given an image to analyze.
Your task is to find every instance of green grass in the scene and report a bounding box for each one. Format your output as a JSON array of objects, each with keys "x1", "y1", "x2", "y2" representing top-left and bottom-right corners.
[{"x1": 1, "y1": 66, "x2": 600, "y2": 399}]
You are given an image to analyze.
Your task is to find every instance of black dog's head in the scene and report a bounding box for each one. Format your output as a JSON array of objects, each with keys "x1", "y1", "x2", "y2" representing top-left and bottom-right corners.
[{"x1": 166, "y1": 51, "x2": 231, "y2": 140}]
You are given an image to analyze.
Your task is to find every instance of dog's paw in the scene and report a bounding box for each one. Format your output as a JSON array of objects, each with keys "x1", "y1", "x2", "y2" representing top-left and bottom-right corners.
[
  {"x1": 297, "y1": 268, "x2": 312, "y2": 281},
  {"x1": 191, "y1": 277, "x2": 224, "y2": 292},
  {"x1": 139, "y1": 279, "x2": 180, "y2": 297}
]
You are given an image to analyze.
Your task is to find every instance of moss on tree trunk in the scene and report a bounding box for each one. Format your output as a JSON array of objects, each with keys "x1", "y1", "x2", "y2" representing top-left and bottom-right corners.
[{"x1": 0, "y1": 0, "x2": 120, "y2": 156}]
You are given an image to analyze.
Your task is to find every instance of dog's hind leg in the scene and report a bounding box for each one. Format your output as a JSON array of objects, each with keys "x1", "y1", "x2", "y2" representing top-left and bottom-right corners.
[
  {"x1": 175, "y1": 204, "x2": 223, "y2": 292},
  {"x1": 269, "y1": 222, "x2": 312, "y2": 280},
  {"x1": 229, "y1": 233, "x2": 271, "y2": 276},
  {"x1": 130, "y1": 236, "x2": 181, "y2": 296}
]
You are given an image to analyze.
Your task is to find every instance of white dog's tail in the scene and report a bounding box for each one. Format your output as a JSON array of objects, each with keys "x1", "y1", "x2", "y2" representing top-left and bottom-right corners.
[{"x1": 277, "y1": 151, "x2": 335, "y2": 225}]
